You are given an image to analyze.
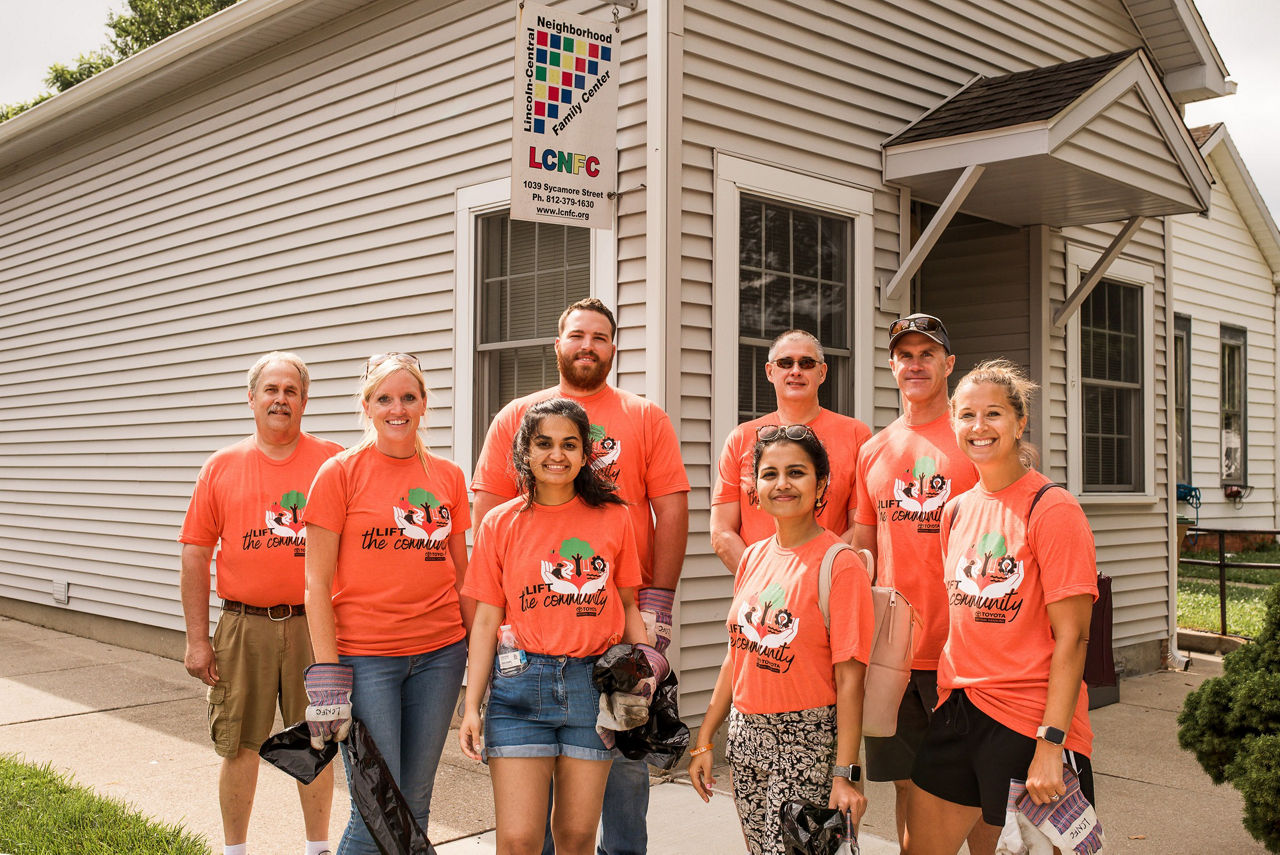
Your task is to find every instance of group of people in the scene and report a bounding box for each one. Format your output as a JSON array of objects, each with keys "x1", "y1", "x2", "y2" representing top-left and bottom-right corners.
[{"x1": 179, "y1": 297, "x2": 1097, "y2": 855}]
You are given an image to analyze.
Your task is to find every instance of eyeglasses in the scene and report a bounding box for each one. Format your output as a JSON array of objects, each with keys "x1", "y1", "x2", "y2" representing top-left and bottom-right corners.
[
  {"x1": 771, "y1": 356, "x2": 823, "y2": 371},
  {"x1": 889, "y1": 315, "x2": 946, "y2": 338},
  {"x1": 757, "y1": 424, "x2": 817, "y2": 442},
  {"x1": 363, "y1": 352, "x2": 420, "y2": 379}
]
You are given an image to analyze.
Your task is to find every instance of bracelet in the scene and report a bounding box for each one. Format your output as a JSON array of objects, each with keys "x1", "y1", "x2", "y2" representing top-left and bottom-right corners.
[{"x1": 689, "y1": 744, "x2": 714, "y2": 757}]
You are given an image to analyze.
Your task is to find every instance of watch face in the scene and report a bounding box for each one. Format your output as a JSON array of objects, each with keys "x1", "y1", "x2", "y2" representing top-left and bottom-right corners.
[{"x1": 1039, "y1": 726, "x2": 1066, "y2": 745}]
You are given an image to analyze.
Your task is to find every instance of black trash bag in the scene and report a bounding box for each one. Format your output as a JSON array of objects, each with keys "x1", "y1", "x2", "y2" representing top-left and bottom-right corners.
[
  {"x1": 259, "y1": 721, "x2": 337, "y2": 785},
  {"x1": 592, "y1": 643, "x2": 653, "y2": 695},
  {"x1": 613, "y1": 670, "x2": 690, "y2": 770},
  {"x1": 780, "y1": 799, "x2": 858, "y2": 855},
  {"x1": 346, "y1": 718, "x2": 433, "y2": 855}
]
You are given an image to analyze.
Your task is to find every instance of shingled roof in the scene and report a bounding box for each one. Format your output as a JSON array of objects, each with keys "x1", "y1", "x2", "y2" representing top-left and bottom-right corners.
[
  {"x1": 890, "y1": 50, "x2": 1138, "y2": 146},
  {"x1": 1188, "y1": 123, "x2": 1222, "y2": 148}
]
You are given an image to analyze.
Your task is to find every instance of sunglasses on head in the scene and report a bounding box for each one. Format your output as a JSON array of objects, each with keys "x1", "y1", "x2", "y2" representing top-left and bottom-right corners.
[
  {"x1": 771, "y1": 356, "x2": 822, "y2": 371},
  {"x1": 756, "y1": 424, "x2": 817, "y2": 442},
  {"x1": 888, "y1": 315, "x2": 946, "y2": 338},
  {"x1": 363, "y1": 352, "x2": 421, "y2": 379}
]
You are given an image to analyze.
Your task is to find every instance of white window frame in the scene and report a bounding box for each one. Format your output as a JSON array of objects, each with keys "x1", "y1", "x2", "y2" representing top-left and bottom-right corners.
[
  {"x1": 1065, "y1": 243, "x2": 1157, "y2": 502},
  {"x1": 453, "y1": 178, "x2": 616, "y2": 482},
  {"x1": 711, "y1": 152, "x2": 875, "y2": 453}
]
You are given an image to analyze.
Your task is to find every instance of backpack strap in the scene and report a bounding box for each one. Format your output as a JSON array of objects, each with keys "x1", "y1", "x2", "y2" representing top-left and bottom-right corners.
[
  {"x1": 1028, "y1": 481, "x2": 1067, "y2": 520},
  {"x1": 817, "y1": 542, "x2": 856, "y2": 630}
]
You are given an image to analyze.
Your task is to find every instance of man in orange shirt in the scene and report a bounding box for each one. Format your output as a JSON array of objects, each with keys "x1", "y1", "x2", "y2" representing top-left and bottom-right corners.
[
  {"x1": 471, "y1": 298, "x2": 690, "y2": 855},
  {"x1": 851, "y1": 314, "x2": 979, "y2": 850},
  {"x1": 710, "y1": 330, "x2": 872, "y2": 571},
  {"x1": 179, "y1": 352, "x2": 342, "y2": 855}
]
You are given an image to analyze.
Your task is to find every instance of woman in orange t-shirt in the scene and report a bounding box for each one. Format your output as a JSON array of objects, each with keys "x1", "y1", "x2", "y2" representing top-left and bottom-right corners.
[
  {"x1": 689, "y1": 425, "x2": 875, "y2": 855},
  {"x1": 458, "y1": 397, "x2": 649, "y2": 855},
  {"x1": 302, "y1": 353, "x2": 471, "y2": 855},
  {"x1": 907, "y1": 359, "x2": 1098, "y2": 855}
]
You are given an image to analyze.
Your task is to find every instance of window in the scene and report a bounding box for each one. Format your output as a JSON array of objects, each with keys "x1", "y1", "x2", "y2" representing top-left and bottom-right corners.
[
  {"x1": 736, "y1": 196, "x2": 852, "y2": 421},
  {"x1": 1173, "y1": 315, "x2": 1191, "y2": 484},
  {"x1": 1220, "y1": 324, "x2": 1247, "y2": 485},
  {"x1": 475, "y1": 213, "x2": 590, "y2": 453},
  {"x1": 1080, "y1": 280, "x2": 1144, "y2": 492}
]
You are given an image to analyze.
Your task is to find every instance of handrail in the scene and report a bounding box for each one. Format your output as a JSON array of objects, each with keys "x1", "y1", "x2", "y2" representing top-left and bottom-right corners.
[{"x1": 1182, "y1": 526, "x2": 1280, "y2": 637}]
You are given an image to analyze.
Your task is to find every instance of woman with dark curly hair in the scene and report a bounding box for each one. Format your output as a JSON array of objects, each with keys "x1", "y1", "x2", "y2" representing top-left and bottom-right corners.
[
  {"x1": 459, "y1": 397, "x2": 650, "y2": 855},
  {"x1": 689, "y1": 425, "x2": 876, "y2": 855}
]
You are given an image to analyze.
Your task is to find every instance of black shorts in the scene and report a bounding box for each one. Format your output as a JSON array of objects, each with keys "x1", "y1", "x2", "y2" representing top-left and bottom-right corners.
[
  {"x1": 865, "y1": 669, "x2": 938, "y2": 782},
  {"x1": 911, "y1": 689, "x2": 1095, "y2": 826}
]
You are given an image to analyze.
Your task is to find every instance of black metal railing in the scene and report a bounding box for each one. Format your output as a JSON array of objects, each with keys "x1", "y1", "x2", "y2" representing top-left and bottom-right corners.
[{"x1": 1181, "y1": 527, "x2": 1280, "y2": 637}]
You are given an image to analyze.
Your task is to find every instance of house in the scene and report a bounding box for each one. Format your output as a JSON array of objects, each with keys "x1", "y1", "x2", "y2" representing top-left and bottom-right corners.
[
  {"x1": 1171, "y1": 123, "x2": 1280, "y2": 547},
  {"x1": 0, "y1": 0, "x2": 1232, "y2": 714}
]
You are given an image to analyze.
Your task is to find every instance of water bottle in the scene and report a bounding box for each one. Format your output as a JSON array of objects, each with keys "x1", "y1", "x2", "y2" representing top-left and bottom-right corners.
[{"x1": 496, "y1": 624, "x2": 528, "y2": 676}]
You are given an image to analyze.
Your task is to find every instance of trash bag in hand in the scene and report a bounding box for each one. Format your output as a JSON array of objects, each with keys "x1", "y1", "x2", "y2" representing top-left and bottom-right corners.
[
  {"x1": 346, "y1": 718, "x2": 433, "y2": 855},
  {"x1": 780, "y1": 799, "x2": 859, "y2": 855},
  {"x1": 591, "y1": 644, "x2": 689, "y2": 770},
  {"x1": 259, "y1": 721, "x2": 338, "y2": 785}
]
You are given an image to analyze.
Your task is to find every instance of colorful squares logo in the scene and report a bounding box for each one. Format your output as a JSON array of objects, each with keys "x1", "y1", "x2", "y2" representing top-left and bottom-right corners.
[{"x1": 528, "y1": 27, "x2": 611, "y2": 134}]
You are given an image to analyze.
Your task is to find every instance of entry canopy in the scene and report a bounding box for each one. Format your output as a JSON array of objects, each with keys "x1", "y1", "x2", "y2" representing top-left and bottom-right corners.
[{"x1": 882, "y1": 50, "x2": 1211, "y2": 228}]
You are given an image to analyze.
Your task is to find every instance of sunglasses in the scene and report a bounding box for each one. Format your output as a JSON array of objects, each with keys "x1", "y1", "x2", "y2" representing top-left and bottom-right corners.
[
  {"x1": 757, "y1": 424, "x2": 817, "y2": 442},
  {"x1": 889, "y1": 315, "x2": 946, "y2": 338},
  {"x1": 363, "y1": 352, "x2": 420, "y2": 379},
  {"x1": 771, "y1": 356, "x2": 823, "y2": 371}
]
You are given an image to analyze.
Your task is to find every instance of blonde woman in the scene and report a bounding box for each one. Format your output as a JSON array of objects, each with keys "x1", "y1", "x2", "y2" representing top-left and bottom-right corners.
[{"x1": 303, "y1": 353, "x2": 471, "y2": 855}]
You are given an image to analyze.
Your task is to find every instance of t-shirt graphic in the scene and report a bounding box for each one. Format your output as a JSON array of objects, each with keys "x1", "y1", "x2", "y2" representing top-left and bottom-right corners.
[
  {"x1": 950, "y1": 529, "x2": 1025, "y2": 621},
  {"x1": 733, "y1": 582, "x2": 799, "y2": 673},
  {"x1": 391, "y1": 488, "x2": 453, "y2": 549},
  {"x1": 588, "y1": 422, "x2": 621, "y2": 478},
  {"x1": 893, "y1": 455, "x2": 953, "y2": 517},
  {"x1": 540, "y1": 536, "x2": 611, "y2": 602},
  {"x1": 264, "y1": 489, "x2": 309, "y2": 555}
]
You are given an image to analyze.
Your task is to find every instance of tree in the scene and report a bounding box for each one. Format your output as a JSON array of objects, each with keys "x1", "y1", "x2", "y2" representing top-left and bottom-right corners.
[
  {"x1": 913, "y1": 455, "x2": 938, "y2": 495},
  {"x1": 560, "y1": 537, "x2": 595, "y2": 577},
  {"x1": 279, "y1": 490, "x2": 306, "y2": 516},
  {"x1": 976, "y1": 532, "x2": 1007, "y2": 577},
  {"x1": 2, "y1": 1, "x2": 239, "y2": 122},
  {"x1": 1178, "y1": 584, "x2": 1280, "y2": 852},
  {"x1": 407, "y1": 488, "x2": 439, "y2": 514}
]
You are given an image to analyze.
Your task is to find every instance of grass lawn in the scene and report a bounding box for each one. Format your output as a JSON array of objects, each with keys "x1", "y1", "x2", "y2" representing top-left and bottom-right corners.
[
  {"x1": 0, "y1": 754, "x2": 208, "y2": 855},
  {"x1": 1177, "y1": 579, "x2": 1270, "y2": 638},
  {"x1": 1178, "y1": 542, "x2": 1280, "y2": 585}
]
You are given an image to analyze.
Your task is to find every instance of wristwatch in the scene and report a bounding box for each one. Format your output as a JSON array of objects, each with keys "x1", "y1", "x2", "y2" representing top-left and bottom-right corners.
[
  {"x1": 832, "y1": 764, "x2": 861, "y2": 782},
  {"x1": 1036, "y1": 725, "x2": 1066, "y2": 747}
]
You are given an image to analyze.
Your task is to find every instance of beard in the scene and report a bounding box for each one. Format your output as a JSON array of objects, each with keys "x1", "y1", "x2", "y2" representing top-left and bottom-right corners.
[{"x1": 557, "y1": 347, "x2": 613, "y2": 389}]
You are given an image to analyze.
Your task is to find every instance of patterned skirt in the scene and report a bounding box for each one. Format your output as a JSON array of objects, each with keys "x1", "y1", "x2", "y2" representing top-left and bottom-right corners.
[{"x1": 726, "y1": 705, "x2": 836, "y2": 855}]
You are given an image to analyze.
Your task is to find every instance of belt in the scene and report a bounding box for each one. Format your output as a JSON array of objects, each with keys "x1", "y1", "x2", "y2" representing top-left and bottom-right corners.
[{"x1": 221, "y1": 599, "x2": 305, "y2": 620}]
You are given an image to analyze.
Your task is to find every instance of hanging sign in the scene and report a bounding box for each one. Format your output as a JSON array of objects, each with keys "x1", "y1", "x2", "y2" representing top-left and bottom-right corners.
[{"x1": 511, "y1": 1, "x2": 618, "y2": 229}]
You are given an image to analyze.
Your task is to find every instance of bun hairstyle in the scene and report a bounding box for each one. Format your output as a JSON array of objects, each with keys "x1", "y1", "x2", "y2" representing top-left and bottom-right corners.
[
  {"x1": 750, "y1": 426, "x2": 832, "y2": 516},
  {"x1": 511, "y1": 397, "x2": 626, "y2": 510},
  {"x1": 952, "y1": 358, "x2": 1041, "y2": 470}
]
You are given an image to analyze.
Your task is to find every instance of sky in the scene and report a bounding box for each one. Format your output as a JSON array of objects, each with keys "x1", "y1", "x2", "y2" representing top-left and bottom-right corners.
[{"x1": 2, "y1": 1, "x2": 1276, "y2": 216}]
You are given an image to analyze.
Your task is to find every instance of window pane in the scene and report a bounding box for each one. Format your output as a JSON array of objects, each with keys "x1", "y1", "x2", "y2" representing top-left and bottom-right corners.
[
  {"x1": 740, "y1": 272, "x2": 762, "y2": 337},
  {"x1": 764, "y1": 204, "x2": 791, "y2": 271},
  {"x1": 1220, "y1": 328, "x2": 1247, "y2": 483},
  {"x1": 763, "y1": 274, "x2": 791, "y2": 338},
  {"x1": 793, "y1": 279, "x2": 819, "y2": 338},
  {"x1": 1081, "y1": 280, "x2": 1142, "y2": 491},
  {"x1": 793, "y1": 211, "x2": 819, "y2": 279},
  {"x1": 740, "y1": 199, "x2": 762, "y2": 269}
]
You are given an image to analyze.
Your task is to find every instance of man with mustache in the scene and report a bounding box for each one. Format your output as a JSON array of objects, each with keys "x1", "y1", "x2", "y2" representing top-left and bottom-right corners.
[
  {"x1": 179, "y1": 352, "x2": 342, "y2": 855},
  {"x1": 710, "y1": 329, "x2": 872, "y2": 572},
  {"x1": 472, "y1": 298, "x2": 690, "y2": 855}
]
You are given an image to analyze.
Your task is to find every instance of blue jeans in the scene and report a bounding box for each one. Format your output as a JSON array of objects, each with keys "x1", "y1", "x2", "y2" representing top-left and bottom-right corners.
[
  {"x1": 337, "y1": 639, "x2": 467, "y2": 855},
  {"x1": 540, "y1": 752, "x2": 650, "y2": 855}
]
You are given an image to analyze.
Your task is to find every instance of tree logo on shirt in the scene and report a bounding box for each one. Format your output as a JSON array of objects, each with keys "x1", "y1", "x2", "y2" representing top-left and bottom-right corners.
[
  {"x1": 266, "y1": 490, "x2": 308, "y2": 540},
  {"x1": 540, "y1": 536, "x2": 610, "y2": 595},
  {"x1": 588, "y1": 423, "x2": 622, "y2": 474},
  {"x1": 952, "y1": 531, "x2": 1025, "y2": 607},
  {"x1": 737, "y1": 583, "x2": 800, "y2": 649},
  {"x1": 391, "y1": 487, "x2": 452, "y2": 548},
  {"x1": 893, "y1": 456, "x2": 952, "y2": 514}
]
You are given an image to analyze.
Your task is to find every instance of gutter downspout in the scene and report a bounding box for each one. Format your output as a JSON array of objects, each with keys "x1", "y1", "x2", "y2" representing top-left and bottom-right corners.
[{"x1": 1166, "y1": 216, "x2": 1191, "y2": 670}]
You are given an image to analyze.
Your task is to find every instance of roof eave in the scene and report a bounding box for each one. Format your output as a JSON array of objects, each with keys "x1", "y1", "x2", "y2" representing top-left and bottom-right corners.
[{"x1": 1200, "y1": 128, "x2": 1280, "y2": 277}]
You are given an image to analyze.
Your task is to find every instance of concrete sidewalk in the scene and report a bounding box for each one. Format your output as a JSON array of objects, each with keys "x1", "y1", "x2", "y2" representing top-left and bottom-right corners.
[{"x1": 0, "y1": 614, "x2": 1266, "y2": 854}]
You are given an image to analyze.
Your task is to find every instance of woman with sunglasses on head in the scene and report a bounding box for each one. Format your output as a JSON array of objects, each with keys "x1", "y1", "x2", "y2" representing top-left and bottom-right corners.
[
  {"x1": 303, "y1": 352, "x2": 472, "y2": 855},
  {"x1": 458, "y1": 397, "x2": 650, "y2": 855},
  {"x1": 711, "y1": 329, "x2": 872, "y2": 575},
  {"x1": 904, "y1": 360, "x2": 1098, "y2": 855},
  {"x1": 691, "y1": 424, "x2": 876, "y2": 855}
]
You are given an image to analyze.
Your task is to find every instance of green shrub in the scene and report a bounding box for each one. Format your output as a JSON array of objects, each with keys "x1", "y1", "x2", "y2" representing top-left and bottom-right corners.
[{"x1": 1179, "y1": 584, "x2": 1280, "y2": 851}]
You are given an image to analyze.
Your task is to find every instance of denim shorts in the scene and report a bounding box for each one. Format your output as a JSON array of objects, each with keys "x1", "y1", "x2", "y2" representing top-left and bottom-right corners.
[{"x1": 483, "y1": 652, "x2": 612, "y2": 762}]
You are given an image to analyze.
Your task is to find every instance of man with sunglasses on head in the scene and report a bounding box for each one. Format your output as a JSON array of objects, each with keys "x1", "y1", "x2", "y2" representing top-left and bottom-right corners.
[
  {"x1": 471, "y1": 297, "x2": 690, "y2": 855},
  {"x1": 178, "y1": 351, "x2": 342, "y2": 855},
  {"x1": 711, "y1": 329, "x2": 872, "y2": 572},
  {"x1": 850, "y1": 313, "x2": 979, "y2": 850}
]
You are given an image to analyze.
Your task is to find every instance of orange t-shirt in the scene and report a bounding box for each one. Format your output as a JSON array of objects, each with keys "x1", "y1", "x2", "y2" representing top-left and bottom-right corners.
[
  {"x1": 853, "y1": 414, "x2": 979, "y2": 669},
  {"x1": 713, "y1": 409, "x2": 872, "y2": 547},
  {"x1": 304, "y1": 447, "x2": 470, "y2": 657},
  {"x1": 470, "y1": 384, "x2": 690, "y2": 584},
  {"x1": 726, "y1": 530, "x2": 875, "y2": 714},
  {"x1": 462, "y1": 496, "x2": 644, "y2": 657},
  {"x1": 179, "y1": 433, "x2": 342, "y2": 606},
  {"x1": 938, "y1": 470, "x2": 1098, "y2": 756}
]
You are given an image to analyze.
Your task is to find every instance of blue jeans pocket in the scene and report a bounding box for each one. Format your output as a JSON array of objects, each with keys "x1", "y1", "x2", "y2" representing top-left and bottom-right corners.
[{"x1": 489, "y1": 660, "x2": 543, "y2": 721}]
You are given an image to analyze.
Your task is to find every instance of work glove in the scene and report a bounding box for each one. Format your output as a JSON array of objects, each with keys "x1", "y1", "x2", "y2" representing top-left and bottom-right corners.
[
  {"x1": 637, "y1": 587, "x2": 674, "y2": 653},
  {"x1": 304, "y1": 662, "x2": 353, "y2": 750}
]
